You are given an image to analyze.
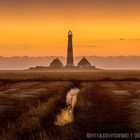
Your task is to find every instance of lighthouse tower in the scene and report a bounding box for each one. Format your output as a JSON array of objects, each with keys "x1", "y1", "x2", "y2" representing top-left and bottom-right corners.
[{"x1": 66, "y1": 31, "x2": 74, "y2": 67}]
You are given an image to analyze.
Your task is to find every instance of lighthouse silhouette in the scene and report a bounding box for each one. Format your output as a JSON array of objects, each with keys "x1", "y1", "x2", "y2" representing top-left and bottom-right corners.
[{"x1": 66, "y1": 31, "x2": 74, "y2": 67}]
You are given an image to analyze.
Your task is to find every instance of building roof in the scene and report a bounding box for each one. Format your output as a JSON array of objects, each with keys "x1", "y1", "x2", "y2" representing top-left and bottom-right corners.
[
  {"x1": 77, "y1": 57, "x2": 91, "y2": 66},
  {"x1": 50, "y1": 57, "x2": 63, "y2": 66}
]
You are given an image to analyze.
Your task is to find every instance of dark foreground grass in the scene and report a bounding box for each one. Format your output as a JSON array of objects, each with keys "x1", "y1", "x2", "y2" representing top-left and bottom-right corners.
[
  {"x1": 1, "y1": 95, "x2": 64, "y2": 140},
  {"x1": 73, "y1": 83, "x2": 134, "y2": 138},
  {"x1": 24, "y1": 82, "x2": 139, "y2": 140},
  {"x1": 0, "y1": 71, "x2": 140, "y2": 140},
  {"x1": 0, "y1": 81, "x2": 73, "y2": 140}
]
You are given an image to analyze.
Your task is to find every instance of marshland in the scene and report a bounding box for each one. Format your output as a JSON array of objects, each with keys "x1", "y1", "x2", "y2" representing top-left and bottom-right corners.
[{"x1": 0, "y1": 70, "x2": 140, "y2": 140}]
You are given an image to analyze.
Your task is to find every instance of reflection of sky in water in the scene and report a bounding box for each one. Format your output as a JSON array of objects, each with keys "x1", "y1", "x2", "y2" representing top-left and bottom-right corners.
[
  {"x1": 55, "y1": 88, "x2": 79, "y2": 125},
  {"x1": 66, "y1": 88, "x2": 80, "y2": 105}
]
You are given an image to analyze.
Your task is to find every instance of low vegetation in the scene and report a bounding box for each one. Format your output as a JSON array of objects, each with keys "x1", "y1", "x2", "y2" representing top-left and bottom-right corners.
[
  {"x1": 0, "y1": 70, "x2": 140, "y2": 82},
  {"x1": 0, "y1": 81, "x2": 73, "y2": 140},
  {"x1": 29, "y1": 81, "x2": 140, "y2": 140},
  {"x1": 0, "y1": 71, "x2": 140, "y2": 140}
]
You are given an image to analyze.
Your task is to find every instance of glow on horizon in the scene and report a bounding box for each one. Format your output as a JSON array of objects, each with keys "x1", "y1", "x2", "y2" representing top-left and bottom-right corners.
[{"x1": 0, "y1": 0, "x2": 140, "y2": 57}]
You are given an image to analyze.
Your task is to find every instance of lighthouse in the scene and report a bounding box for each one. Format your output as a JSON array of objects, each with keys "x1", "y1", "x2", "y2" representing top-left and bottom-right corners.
[{"x1": 66, "y1": 31, "x2": 74, "y2": 67}]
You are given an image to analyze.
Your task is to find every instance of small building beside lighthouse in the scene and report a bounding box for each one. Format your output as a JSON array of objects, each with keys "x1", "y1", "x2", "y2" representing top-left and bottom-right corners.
[
  {"x1": 50, "y1": 57, "x2": 63, "y2": 68},
  {"x1": 77, "y1": 57, "x2": 92, "y2": 68}
]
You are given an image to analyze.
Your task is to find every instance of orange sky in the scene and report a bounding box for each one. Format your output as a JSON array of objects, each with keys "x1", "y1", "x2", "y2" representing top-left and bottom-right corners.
[{"x1": 0, "y1": 0, "x2": 140, "y2": 57}]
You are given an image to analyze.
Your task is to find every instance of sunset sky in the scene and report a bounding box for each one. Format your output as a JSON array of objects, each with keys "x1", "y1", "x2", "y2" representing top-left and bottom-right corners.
[{"x1": 0, "y1": 0, "x2": 140, "y2": 57}]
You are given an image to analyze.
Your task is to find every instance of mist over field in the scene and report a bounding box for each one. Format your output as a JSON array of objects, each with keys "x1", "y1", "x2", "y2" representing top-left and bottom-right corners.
[{"x1": 0, "y1": 56, "x2": 140, "y2": 70}]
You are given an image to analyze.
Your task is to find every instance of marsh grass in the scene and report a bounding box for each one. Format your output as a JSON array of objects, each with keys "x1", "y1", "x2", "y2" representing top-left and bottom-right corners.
[
  {"x1": 0, "y1": 71, "x2": 140, "y2": 140},
  {"x1": 0, "y1": 70, "x2": 140, "y2": 82},
  {"x1": 0, "y1": 81, "x2": 73, "y2": 140},
  {"x1": 1, "y1": 94, "x2": 65, "y2": 140},
  {"x1": 1, "y1": 81, "x2": 140, "y2": 140}
]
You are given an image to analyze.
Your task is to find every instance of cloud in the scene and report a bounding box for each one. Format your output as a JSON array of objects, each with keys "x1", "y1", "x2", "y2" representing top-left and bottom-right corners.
[
  {"x1": 119, "y1": 38, "x2": 140, "y2": 41},
  {"x1": 119, "y1": 38, "x2": 125, "y2": 40},
  {"x1": 0, "y1": 55, "x2": 140, "y2": 70}
]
